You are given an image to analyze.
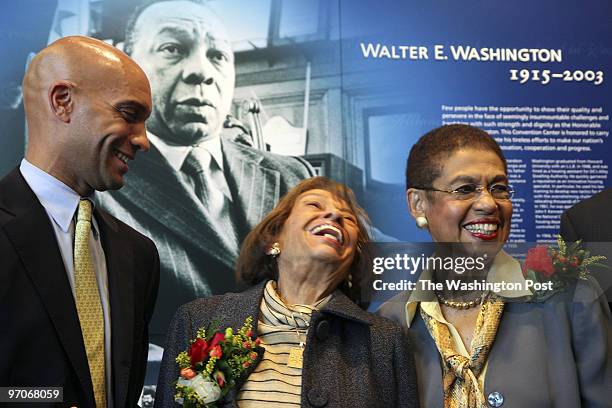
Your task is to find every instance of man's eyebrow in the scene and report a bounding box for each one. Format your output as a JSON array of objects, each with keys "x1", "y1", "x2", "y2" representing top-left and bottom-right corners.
[
  {"x1": 115, "y1": 101, "x2": 151, "y2": 120},
  {"x1": 154, "y1": 22, "x2": 232, "y2": 48},
  {"x1": 155, "y1": 24, "x2": 193, "y2": 38}
]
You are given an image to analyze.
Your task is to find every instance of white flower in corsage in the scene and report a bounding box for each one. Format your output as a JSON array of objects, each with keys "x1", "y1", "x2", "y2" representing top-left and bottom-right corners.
[
  {"x1": 174, "y1": 317, "x2": 262, "y2": 407},
  {"x1": 176, "y1": 375, "x2": 221, "y2": 404}
]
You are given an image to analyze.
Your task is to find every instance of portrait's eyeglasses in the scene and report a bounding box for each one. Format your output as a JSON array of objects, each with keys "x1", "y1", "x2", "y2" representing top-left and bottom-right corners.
[{"x1": 416, "y1": 183, "x2": 515, "y2": 201}]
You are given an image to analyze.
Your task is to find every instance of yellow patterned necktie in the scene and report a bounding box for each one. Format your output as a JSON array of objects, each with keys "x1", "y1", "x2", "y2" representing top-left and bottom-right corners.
[
  {"x1": 74, "y1": 199, "x2": 107, "y2": 407},
  {"x1": 420, "y1": 297, "x2": 504, "y2": 408}
]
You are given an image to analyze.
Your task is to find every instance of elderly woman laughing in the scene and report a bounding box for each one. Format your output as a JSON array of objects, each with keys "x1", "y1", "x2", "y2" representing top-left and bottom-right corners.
[{"x1": 155, "y1": 177, "x2": 419, "y2": 407}]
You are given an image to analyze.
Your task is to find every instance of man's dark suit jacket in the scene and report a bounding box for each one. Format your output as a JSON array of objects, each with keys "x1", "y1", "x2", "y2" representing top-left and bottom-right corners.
[
  {"x1": 0, "y1": 168, "x2": 160, "y2": 407},
  {"x1": 560, "y1": 188, "x2": 612, "y2": 308}
]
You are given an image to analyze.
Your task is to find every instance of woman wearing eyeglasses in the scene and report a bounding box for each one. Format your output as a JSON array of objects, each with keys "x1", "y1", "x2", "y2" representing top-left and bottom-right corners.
[{"x1": 378, "y1": 124, "x2": 611, "y2": 408}]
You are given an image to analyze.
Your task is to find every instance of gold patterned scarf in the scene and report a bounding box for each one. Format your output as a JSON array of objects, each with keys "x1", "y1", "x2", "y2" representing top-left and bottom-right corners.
[{"x1": 420, "y1": 297, "x2": 504, "y2": 408}]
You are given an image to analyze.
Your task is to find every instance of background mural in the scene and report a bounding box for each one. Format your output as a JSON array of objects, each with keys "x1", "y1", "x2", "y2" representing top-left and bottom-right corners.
[{"x1": 2, "y1": 0, "x2": 610, "y2": 403}]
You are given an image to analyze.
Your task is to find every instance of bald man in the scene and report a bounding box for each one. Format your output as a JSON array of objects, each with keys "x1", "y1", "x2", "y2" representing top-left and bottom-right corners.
[{"x1": 0, "y1": 36, "x2": 160, "y2": 407}]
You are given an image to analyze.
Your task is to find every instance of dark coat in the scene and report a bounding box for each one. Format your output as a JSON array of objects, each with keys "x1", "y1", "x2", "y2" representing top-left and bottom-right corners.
[
  {"x1": 155, "y1": 282, "x2": 420, "y2": 408},
  {"x1": 97, "y1": 137, "x2": 314, "y2": 345},
  {"x1": 560, "y1": 188, "x2": 612, "y2": 306},
  {"x1": 0, "y1": 168, "x2": 160, "y2": 407}
]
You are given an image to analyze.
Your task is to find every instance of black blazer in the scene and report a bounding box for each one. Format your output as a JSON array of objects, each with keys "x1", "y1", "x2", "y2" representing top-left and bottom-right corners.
[
  {"x1": 0, "y1": 168, "x2": 160, "y2": 407},
  {"x1": 560, "y1": 188, "x2": 612, "y2": 309}
]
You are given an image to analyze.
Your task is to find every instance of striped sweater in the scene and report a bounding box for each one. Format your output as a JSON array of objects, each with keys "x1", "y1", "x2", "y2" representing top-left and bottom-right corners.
[{"x1": 236, "y1": 281, "x2": 329, "y2": 407}]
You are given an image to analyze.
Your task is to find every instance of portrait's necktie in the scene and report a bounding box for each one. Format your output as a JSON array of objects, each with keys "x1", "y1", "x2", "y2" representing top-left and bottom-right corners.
[
  {"x1": 184, "y1": 146, "x2": 232, "y2": 211},
  {"x1": 74, "y1": 199, "x2": 107, "y2": 407},
  {"x1": 183, "y1": 146, "x2": 239, "y2": 257},
  {"x1": 420, "y1": 297, "x2": 504, "y2": 408}
]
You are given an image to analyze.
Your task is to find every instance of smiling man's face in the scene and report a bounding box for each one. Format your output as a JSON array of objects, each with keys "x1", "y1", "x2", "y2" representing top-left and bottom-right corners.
[{"x1": 129, "y1": 1, "x2": 235, "y2": 145}]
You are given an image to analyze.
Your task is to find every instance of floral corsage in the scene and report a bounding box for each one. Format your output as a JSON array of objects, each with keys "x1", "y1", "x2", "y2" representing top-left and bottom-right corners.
[
  {"x1": 174, "y1": 316, "x2": 261, "y2": 407},
  {"x1": 522, "y1": 235, "x2": 607, "y2": 302}
]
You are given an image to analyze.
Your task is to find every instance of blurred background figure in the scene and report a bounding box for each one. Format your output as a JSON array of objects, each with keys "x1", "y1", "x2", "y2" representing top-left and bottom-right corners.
[{"x1": 560, "y1": 187, "x2": 612, "y2": 311}]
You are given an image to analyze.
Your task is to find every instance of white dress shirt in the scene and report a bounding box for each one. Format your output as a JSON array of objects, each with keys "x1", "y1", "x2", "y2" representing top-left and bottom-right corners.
[
  {"x1": 146, "y1": 131, "x2": 225, "y2": 174},
  {"x1": 147, "y1": 131, "x2": 233, "y2": 203}
]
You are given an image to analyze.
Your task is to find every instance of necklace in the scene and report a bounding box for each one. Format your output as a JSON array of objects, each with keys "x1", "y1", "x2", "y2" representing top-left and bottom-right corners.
[
  {"x1": 287, "y1": 313, "x2": 308, "y2": 369},
  {"x1": 435, "y1": 290, "x2": 487, "y2": 310},
  {"x1": 271, "y1": 283, "x2": 325, "y2": 369}
]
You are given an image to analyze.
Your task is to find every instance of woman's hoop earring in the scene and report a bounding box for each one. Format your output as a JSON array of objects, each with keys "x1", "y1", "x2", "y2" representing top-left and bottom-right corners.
[
  {"x1": 416, "y1": 216, "x2": 428, "y2": 229},
  {"x1": 266, "y1": 242, "x2": 281, "y2": 258}
]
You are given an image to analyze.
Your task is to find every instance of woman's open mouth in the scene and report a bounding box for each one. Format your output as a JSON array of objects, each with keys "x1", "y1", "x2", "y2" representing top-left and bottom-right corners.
[{"x1": 310, "y1": 223, "x2": 344, "y2": 246}]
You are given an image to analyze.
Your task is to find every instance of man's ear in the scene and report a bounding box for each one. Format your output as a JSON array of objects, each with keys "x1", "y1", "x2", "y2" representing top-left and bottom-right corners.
[
  {"x1": 406, "y1": 188, "x2": 428, "y2": 219},
  {"x1": 49, "y1": 81, "x2": 75, "y2": 123}
]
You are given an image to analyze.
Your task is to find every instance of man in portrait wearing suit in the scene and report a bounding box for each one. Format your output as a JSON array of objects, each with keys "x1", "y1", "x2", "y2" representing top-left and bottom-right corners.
[
  {"x1": 560, "y1": 188, "x2": 612, "y2": 310},
  {"x1": 0, "y1": 36, "x2": 160, "y2": 407},
  {"x1": 97, "y1": 0, "x2": 314, "y2": 345}
]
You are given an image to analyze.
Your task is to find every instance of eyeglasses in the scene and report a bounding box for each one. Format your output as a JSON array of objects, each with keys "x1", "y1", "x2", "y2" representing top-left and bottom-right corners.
[{"x1": 416, "y1": 183, "x2": 515, "y2": 201}]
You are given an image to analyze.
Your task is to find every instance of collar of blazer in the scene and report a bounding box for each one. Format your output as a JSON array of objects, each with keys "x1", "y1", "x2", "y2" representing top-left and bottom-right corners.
[
  {"x1": 216, "y1": 281, "x2": 375, "y2": 333},
  {"x1": 402, "y1": 250, "x2": 531, "y2": 328}
]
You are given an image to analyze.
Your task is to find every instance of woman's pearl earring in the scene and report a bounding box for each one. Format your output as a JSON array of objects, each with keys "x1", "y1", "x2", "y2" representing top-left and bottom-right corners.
[
  {"x1": 266, "y1": 242, "x2": 281, "y2": 257},
  {"x1": 416, "y1": 216, "x2": 428, "y2": 229}
]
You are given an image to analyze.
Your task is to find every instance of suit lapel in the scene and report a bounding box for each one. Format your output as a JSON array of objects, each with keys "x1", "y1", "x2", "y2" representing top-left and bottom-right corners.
[
  {"x1": 411, "y1": 311, "x2": 444, "y2": 407},
  {"x1": 0, "y1": 169, "x2": 94, "y2": 404},
  {"x1": 96, "y1": 209, "x2": 133, "y2": 408},
  {"x1": 116, "y1": 145, "x2": 237, "y2": 269},
  {"x1": 222, "y1": 139, "x2": 282, "y2": 230}
]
